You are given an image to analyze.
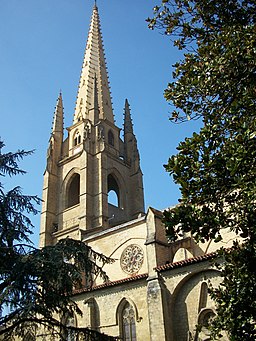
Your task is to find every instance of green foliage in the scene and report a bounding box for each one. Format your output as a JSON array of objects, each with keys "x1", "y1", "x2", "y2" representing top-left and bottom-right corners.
[
  {"x1": 210, "y1": 242, "x2": 256, "y2": 340},
  {"x1": 0, "y1": 141, "x2": 114, "y2": 339},
  {"x1": 148, "y1": 1, "x2": 256, "y2": 339}
]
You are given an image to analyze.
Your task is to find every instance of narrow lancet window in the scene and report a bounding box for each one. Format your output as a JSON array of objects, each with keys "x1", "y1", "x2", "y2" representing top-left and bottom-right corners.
[
  {"x1": 66, "y1": 174, "x2": 80, "y2": 208},
  {"x1": 108, "y1": 130, "x2": 114, "y2": 146}
]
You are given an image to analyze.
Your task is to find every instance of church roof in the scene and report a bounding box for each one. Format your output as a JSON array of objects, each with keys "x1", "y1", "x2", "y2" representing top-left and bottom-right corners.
[{"x1": 155, "y1": 251, "x2": 218, "y2": 272}]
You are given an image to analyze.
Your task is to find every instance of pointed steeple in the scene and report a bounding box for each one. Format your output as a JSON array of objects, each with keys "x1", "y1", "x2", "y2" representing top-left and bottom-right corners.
[{"x1": 73, "y1": 5, "x2": 114, "y2": 124}]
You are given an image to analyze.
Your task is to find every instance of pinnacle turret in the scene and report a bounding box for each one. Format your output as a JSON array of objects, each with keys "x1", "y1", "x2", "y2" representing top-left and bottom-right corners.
[
  {"x1": 46, "y1": 93, "x2": 64, "y2": 173},
  {"x1": 123, "y1": 99, "x2": 140, "y2": 169},
  {"x1": 124, "y1": 98, "x2": 134, "y2": 135},
  {"x1": 73, "y1": 5, "x2": 114, "y2": 124},
  {"x1": 52, "y1": 92, "x2": 64, "y2": 135}
]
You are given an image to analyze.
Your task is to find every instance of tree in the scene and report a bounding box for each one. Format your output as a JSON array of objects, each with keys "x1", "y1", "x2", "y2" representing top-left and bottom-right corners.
[
  {"x1": 0, "y1": 140, "x2": 116, "y2": 340},
  {"x1": 148, "y1": 1, "x2": 256, "y2": 340}
]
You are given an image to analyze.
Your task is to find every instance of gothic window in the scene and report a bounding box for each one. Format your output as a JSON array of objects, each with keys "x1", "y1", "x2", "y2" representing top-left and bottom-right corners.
[
  {"x1": 108, "y1": 130, "x2": 114, "y2": 146},
  {"x1": 66, "y1": 174, "x2": 80, "y2": 208},
  {"x1": 74, "y1": 131, "x2": 81, "y2": 146},
  {"x1": 121, "y1": 302, "x2": 137, "y2": 341},
  {"x1": 108, "y1": 174, "x2": 119, "y2": 207}
]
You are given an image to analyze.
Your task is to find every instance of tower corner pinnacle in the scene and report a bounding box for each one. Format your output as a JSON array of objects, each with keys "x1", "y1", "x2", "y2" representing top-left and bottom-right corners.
[
  {"x1": 124, "y1": 98, "x2": 134, "y2": 135},
  {"x1": 51, "y1": 93, "x2": 64, "y2": 136}
]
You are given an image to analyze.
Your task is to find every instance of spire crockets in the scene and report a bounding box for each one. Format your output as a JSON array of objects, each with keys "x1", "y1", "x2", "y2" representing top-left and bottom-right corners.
[{"x1": 73, "y1": 5, "x2": 114, "y2": 124}]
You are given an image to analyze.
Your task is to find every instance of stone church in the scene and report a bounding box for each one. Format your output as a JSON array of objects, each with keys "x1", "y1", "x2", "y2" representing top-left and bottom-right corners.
[{"x1": 39, "y1": 4, "x2": 232, "y2": 341}]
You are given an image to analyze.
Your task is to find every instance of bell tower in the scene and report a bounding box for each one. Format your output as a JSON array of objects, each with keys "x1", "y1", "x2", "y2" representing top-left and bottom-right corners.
[{"x1": 40, "y1": 4, "x2": 145, "y2": 247}]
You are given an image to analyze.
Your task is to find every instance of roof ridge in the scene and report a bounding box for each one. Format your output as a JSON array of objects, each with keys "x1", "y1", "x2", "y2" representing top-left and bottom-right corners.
[{"x1": 155, "y1": 251, "x2": 219, "y2": 272}]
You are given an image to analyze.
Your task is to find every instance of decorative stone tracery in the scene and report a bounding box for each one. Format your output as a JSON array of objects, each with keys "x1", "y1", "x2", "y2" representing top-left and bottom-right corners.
[{"x1": 120, "y1": 245, "x2": 144, "y2": 275}]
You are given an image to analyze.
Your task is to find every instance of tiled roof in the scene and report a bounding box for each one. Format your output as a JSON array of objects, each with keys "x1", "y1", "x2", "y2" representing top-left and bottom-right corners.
[
  {"x1": 73, "y1": 252, "x2": 221, "y2": 296},
  {"x1": 155, "y1": 251, "x2": 218, "y2": 272},
  {"x1": 73, "y1": 273, "x2": 148, "y2": 295}
]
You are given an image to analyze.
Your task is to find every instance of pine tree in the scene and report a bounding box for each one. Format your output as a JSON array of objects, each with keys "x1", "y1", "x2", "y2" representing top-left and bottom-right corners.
[{"x1": 0, "y1": 140, "x2": 114, "y2": 340}]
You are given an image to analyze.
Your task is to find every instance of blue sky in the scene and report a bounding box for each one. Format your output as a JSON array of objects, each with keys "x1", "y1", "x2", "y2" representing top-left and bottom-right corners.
[{"x1": 0, "y1": 0, "x2": 200, "y2": 245}]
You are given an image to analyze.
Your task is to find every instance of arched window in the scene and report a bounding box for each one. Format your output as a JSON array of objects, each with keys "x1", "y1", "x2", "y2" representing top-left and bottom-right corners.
[
  {"x1": 198, "y1": 282, "x2": 208, "y2": 312},
  {"x1": 108, "y1": 174, "x2": 119, "y2": 207},
  {"x1": 108, "y1": 130, "x2": 114, "y2": 146},
  {"x1": 197, "y1": 308, "x2": 216, "y2": 341},
  {"x1": 74, "y1": 131, "x2": 81, "y2": 146},
  {"x1": 66, "y1": 174, "x2": 80, "y2": 208},
  {"x1": 121, "y1": 302, "x2": 137, "y2": 341}
]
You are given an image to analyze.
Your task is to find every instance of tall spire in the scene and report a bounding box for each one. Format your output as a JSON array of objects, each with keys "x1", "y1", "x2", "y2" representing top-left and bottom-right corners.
[{"x1": 73, "y1": 5, "x2": 114, "y2": 124}]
